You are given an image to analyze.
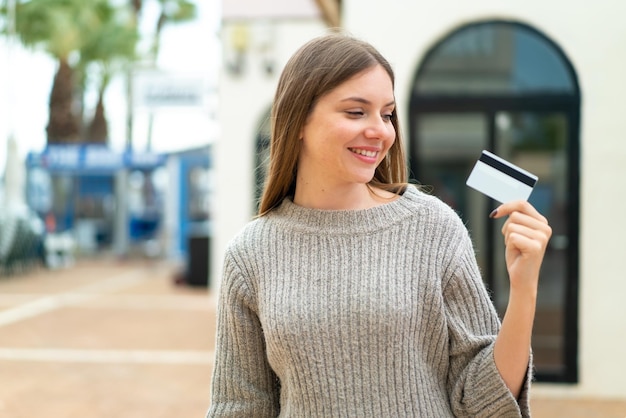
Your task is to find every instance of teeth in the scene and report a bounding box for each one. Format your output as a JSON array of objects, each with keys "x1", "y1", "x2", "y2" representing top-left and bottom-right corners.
[{"x1": 351, "y1": 148, "x2": 377, "y2": 158}]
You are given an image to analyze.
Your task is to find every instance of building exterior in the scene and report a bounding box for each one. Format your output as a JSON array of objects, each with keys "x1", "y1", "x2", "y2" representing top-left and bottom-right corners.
[
  {"x1": 213, "y1": 0, "x2": 328, "y2": 283},
  {"x1": 214, "y1": 0, "x2": 626, "y2": 401}
]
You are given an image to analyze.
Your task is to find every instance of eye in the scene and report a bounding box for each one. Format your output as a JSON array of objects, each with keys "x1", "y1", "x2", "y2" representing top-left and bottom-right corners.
[
  {"x1": 382, "y1": 110, "x2": 395, "y2": 122},
  {"x1": 346, "y1": 110, "x2": 364, "y2": 117}
]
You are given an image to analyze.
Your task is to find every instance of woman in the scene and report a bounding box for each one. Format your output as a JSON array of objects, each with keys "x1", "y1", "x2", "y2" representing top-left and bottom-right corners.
[{"x1": 207, "y1": 32, "x2": 551, "y2": 417}]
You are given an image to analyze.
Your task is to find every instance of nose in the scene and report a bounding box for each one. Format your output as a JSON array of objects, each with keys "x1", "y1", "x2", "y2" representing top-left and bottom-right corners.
[{"x1": 364, "y1": 116, "x2": 393, "y2": 140}]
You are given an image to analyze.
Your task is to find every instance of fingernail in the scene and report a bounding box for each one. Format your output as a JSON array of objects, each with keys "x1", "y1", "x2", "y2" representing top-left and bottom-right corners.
[{"x1": 489, "y1": 208, "x2": 498, "y2": 218}]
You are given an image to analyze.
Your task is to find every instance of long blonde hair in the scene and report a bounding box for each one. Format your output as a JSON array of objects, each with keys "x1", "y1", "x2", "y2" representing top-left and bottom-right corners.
[{"x1": 258, "y1": 33, "x2": 407, "y2": 216}]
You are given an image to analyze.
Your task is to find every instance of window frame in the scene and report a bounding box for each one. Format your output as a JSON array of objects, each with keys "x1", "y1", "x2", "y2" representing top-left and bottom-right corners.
[{"x1": 409, "y1": 20, "x2": 581, "y2": 383}]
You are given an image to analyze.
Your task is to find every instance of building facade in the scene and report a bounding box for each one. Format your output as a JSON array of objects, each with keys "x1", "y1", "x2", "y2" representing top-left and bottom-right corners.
[{"x1": 214, "y1": 0, "x2": 626, "y2": 400}]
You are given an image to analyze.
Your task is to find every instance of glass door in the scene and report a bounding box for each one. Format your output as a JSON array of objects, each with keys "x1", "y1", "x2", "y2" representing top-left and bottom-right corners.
[
  {"x1": 406, "y1": 18, "x2": 580, "y2": 382},
  {"x1": 414, "y1": 109, "x2": 576, "y2": 380},
  {"x1": 491, "y1": 111, "x2": 570, "y2": 375}
]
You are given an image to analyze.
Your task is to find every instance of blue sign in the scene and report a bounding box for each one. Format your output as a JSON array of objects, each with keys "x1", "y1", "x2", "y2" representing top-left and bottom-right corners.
[{"x1": 26, "y1": 145, "x2": 166, "y2": 174}]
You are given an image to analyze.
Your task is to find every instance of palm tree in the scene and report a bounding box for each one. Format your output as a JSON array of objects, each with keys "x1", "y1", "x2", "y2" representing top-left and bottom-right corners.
[
  {"x1": 78, "y1": 5, "x2": 138, "y2": 144},
  {"x1": 12, "y1": 0, "x2": 91, "y2": 143},
  {"x1": 13, "y1": 0, "x2": 72, "y2": 143},
  {"x1": 2, "y1": 0, "x2": 197, "y2": 147},
  {"x1": 7, "y1": 0, "x2": 138, "y2": 145}
]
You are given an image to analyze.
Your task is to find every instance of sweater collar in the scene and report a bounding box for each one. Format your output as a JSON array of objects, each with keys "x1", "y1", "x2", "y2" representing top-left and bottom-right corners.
[{"x1": 270, "y1": 185, "x2": 423, "y2": 235}]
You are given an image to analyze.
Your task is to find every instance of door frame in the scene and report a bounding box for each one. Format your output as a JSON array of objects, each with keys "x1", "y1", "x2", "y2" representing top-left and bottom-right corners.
[{"x1": 409, "y1": 93, "x2": 579, "y2": 383}]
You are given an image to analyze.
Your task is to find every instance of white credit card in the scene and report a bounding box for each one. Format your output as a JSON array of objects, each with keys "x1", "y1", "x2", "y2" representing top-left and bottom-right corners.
[{"x1": 466, "y1": 150, "x2": 538, "y2": 203}]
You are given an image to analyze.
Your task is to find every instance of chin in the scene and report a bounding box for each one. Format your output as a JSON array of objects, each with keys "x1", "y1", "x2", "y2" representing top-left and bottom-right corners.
[
  {"x1": 343, "y1": 167, "x2": 377, "y2": 185},
  {"x1": 353, "y1": 174, "x2": 377, "y2": 185}
]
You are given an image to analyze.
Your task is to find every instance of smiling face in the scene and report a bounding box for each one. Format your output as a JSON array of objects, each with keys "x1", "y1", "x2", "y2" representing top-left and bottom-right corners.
[{"x1": 296, "y1": 65, "x2": 396, "y2": 199}]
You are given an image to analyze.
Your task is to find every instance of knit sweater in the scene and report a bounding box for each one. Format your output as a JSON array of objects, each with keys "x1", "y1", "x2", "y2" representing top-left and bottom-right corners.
[{"x1": 207, "y1": 186, "x2": 532, "y2": 417}]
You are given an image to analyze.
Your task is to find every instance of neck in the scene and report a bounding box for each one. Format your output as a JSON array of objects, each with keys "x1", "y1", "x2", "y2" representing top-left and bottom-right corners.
[{"x1": 293, "y1": 181, "x2": 396, "y2": 210}]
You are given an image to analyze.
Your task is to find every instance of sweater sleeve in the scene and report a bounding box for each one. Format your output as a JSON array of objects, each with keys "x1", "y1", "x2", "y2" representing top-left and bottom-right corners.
[
  {"x1": 206, "y1": 251, "x2": 280, "y2": 417},
  {"x1": 442, "y1": 227, "x2": 532, "y2": 418}
]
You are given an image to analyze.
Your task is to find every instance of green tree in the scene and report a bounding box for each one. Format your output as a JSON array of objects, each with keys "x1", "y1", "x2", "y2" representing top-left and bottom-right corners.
[
  {"x1": 13, "y1": 0, "x2": 86, "y2": 143},
  {"x1": 131, "y1": 0, "x2": 197, "y2": 61},
  {"x1": 1, "y1": 0, "x2": 197, "y2": 147},
  {"x1": 79, "y1": 6, "x2": 138, "y2": 143},
  {"x1": 2, "y1": 0, "x2": 138, "y2": 145}
]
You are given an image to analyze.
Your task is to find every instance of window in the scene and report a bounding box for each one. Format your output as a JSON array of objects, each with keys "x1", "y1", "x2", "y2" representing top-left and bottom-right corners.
[{"x1": 410, "y1": 21, "x2": 580, "y2": 382}]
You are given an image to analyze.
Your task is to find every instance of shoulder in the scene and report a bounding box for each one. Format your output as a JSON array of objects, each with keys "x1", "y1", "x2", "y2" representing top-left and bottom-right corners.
[
  {"x1": 402, "y1": 185, "x2": 474, "y2": 265},
  {"x1": 223, "y1": 212, "x2": 287, "y2": 271},
  {"x1": 219, "y1": 217, "x2": 272, "y2": 297},
  {"x1": 402, "y1": 185, "x2": 465, "y2": 229},
  {"x1": 225, "y1": 217, "x2": 268, "y2": 260}
]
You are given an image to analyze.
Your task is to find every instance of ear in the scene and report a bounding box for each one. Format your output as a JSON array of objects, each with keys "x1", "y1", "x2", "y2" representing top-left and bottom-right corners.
[{"x1": 299, "y1": 118, "x2": 308, "y2": 140}]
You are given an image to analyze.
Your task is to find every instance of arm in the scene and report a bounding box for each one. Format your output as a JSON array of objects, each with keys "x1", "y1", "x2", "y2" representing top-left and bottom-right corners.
[
  {"x1": 207, "y1": 253, "x2": 280, "y2": 417},
  {"x1": 444, "y1": 237, "x2": 530, "y2": 418},
  {"x1": 490, "y1": 200, "x2": 552, "y2": 398}
]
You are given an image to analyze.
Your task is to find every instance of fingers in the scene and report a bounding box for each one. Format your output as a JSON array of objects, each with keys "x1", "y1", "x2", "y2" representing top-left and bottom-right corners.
[
  {"x1": 490, "y1": 200, "x2": 546, "y2": 224},
  {"x1": 502, "y1": 211, "x2": 551, "y2": 237},
  {"x1": 502, "y1": 222, "x2": 550, "y2": 253},
  {"x1": 491, "y1": 200, "x2": 552, "y2": 250},
  {"x1": 491, "y1": 201, "x2": 552, "y2": 290}
]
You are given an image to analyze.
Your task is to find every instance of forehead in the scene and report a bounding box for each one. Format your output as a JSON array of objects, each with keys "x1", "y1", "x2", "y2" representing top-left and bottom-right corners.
[{"x1": 324, "y1": 65, "x2": 394, "y2": 100}]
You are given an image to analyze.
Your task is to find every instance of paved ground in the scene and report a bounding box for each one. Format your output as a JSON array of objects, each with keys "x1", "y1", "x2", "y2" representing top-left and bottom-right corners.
[
  {"x1": 0, "y1": 257, "x2": 624, "y2": 417},
  {"x1": 0, "y1": 257, "x2": 215, "y2": 417}
]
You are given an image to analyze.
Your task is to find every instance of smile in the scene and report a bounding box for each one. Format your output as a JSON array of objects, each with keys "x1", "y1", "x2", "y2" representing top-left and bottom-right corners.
[{"x1": 349, "y1": 148, "x2": 378, "y2": 158}]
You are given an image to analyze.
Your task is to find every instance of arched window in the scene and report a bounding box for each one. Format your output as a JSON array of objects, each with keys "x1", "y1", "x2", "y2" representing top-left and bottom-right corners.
[
  {"x1": 416, "y1": 23, "x2": 576, "y2": 94},
  {"x1": 410, "y1": 20, "x2": 580, "y2": 383}
]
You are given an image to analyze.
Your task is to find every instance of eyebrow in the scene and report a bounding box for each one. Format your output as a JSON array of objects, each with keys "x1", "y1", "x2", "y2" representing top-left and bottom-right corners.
[{"x1": 341, "y1": 97, "x2": 396, "y2": 107}]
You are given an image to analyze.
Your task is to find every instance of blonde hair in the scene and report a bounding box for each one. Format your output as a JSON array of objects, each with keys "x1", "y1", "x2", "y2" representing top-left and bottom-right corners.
[{"x1": 258, "y1": 33, "x2": 408, "y2": 216}]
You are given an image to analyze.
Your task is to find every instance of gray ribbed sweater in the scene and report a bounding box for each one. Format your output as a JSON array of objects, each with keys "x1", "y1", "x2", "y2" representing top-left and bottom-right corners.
[{"x1": 207, "y1": 186, "x2": 531, "y2": 417}]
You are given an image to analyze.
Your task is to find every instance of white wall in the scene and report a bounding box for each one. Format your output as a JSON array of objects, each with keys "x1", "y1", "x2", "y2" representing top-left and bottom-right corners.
[
  {"x1": 214, "y1": 0, "x2": 626, "y2": 399},
  {"x1": 212, "y1": 19, "x2": 328, "y2": 288},
  {"x1": 343, "y1": 0, "x2": 626, "y2": 399},
  {"x1": 223, "y1": 0, "x2": 320, "y2": 19}
]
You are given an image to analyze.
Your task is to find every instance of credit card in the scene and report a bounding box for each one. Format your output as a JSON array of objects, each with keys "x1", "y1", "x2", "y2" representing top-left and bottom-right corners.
[{"x1": 466, "y1": 150, "x2": 538, "y2": 203}]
